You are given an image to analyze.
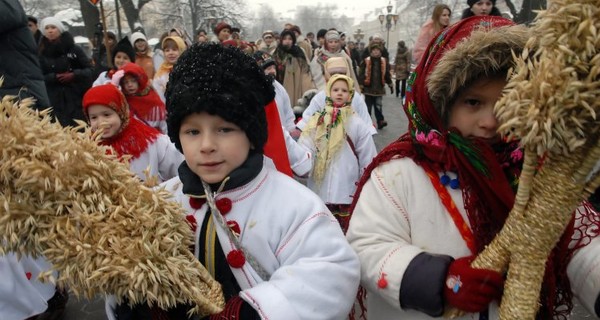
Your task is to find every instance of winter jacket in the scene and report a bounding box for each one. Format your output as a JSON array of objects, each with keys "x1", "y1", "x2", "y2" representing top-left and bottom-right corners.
[{"x1": 0, "y1": 0, "x2": 50, "y2": 109}]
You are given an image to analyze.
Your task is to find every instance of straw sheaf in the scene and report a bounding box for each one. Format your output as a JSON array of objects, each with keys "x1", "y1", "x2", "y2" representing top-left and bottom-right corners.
[
  {"x1": 0, "y1": 93, "x2": 224, "y2": 316},
  {"x1": 495, "y1": 0, "x2": 600, "y2": 155},
  {"x1": 427, "y1": 25, "x2": 529, "y2": 121}
]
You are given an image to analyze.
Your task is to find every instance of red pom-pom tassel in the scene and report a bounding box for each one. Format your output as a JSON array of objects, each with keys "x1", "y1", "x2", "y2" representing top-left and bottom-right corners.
[
  {"x1": 377, "y1": 273, "x2": 388, "y2": 289},
  {"x1": 226, "y1": 249, "x2": 246, "y2": 268}
]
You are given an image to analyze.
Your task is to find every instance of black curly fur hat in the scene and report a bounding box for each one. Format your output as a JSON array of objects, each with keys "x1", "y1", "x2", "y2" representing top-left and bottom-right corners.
[{"x1": 165, "y1": 43, "x2": 275, "y2": 152}]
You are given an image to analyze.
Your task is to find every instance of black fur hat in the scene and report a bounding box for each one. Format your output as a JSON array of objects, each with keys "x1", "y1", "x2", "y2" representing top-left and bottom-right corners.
[{"x1": 165, "y1": 43, "x2": 275, "y2": 152}]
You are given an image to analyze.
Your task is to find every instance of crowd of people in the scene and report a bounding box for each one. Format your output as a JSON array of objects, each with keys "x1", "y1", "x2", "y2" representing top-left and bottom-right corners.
[{"x1": 2, "y1": 0, "x2": 600, "y2": 319}]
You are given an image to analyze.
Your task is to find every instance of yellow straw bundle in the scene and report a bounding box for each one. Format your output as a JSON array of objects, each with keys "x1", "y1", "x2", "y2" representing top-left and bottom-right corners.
[
  {"x1": 0, "y1": 91, "x2": 224, "y2": 316},
  {"x1": 446, "y1": 0, "x2": 600, "y2": 318}
]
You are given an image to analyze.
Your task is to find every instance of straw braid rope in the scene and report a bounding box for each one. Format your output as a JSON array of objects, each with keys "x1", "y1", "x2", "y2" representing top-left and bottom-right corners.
[
  {"x1": 0, "y1": 85, "x2": 224, "y2": 316},
  {"x1": 446, "y1": 0, "x2": 600, "y2": 318}
]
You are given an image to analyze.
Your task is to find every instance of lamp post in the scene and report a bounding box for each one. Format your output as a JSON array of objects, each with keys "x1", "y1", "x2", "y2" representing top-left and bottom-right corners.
[
  {"x1": 378, "y1": 1, "x2": 399, "y2": 48},
  {"x1": 353, "y1": 28, "x2": 365, "y2": 49}
]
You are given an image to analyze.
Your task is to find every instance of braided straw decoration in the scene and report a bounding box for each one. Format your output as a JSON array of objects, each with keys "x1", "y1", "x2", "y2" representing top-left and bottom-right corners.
[
  {"x1": 0, "y1": 91, "x2": 225, "y2": 316},
  {"x1": 445, "y1": 0, "x2": 600, "y2": 318}
]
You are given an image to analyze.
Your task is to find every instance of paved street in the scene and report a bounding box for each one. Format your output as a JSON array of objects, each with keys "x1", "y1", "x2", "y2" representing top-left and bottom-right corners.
[{"x1": 63, "y1": 93, "x2": 593, "y2": 319}]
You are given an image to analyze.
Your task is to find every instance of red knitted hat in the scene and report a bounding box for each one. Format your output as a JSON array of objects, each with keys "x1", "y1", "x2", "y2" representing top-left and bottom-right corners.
[
  {"x1": 82, "y1": 84, "x2": 130, "y2": 127},
  {"x1": 213, "y1": 21, "x2": 232, "y2": 35}
]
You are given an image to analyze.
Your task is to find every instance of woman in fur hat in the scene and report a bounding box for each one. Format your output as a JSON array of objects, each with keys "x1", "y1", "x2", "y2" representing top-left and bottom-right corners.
[
  {"x1": 347, "y1": 16, "x2": 600, "y2": 319},
  {"x1": 461, "y1": 0, "x2": 502, "y2": 19},
  {"x1": 38, "y1": 16, "x2": 93, "y2": 127},
  {"x1": 272, "y1": 29, "x2": 315, "y2": 108}
]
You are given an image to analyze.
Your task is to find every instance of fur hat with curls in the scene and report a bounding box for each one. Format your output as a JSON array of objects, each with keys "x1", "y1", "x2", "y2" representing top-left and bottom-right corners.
[
  {"x1": 166, "y1": 43, "x2": 274, "y2": 152},
  {"x1": 426, "y1": 20, "x2": 529, "y2": 121}
]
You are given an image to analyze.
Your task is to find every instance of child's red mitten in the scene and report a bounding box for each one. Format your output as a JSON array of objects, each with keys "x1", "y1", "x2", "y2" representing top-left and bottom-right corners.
[{"x1": 443, "y1": 256, "x2": 504, "y2": 313}]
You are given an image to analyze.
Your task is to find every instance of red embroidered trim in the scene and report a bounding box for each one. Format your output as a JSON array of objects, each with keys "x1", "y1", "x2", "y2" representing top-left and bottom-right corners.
[{"x1": 422, "y1": 163, "x2": 477, "y2": 254}]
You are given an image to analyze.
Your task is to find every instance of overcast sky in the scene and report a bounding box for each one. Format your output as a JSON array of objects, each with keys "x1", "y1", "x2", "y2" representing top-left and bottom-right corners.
[{"x1": 245, "y1": 0, "x2": 385, "y2": 20}]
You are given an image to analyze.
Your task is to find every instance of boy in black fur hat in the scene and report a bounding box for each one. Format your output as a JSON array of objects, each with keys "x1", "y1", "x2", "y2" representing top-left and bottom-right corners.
[{"x1": 105, "y1": 43, "x2": 360, "y2": 319}]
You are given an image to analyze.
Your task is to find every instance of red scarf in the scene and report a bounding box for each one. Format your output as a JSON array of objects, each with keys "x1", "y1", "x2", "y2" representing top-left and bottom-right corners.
[
  {"x1": 100, "y1": 114, "x2": 161, "y2": 160},
  {"x1": 263, "y1": 100, "x2": 292, "y2": 176}
]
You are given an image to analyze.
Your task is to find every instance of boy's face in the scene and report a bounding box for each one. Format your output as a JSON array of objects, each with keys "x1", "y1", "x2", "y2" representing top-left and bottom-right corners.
[
  {"x1": 87, "y1": 104, "x2": 122, "y2": 140},
  {"x1": 164, "y1": 47, "x2": 181, "y2": 64},
  {"x1": 448, "y1": 76, "x2": 505, "y2": 144},
  {"x1": 330, "y1": 79, "x2": 350, "y2": 105},
  {"x1": 113, "y1": 52, "x2": 131, "y2": 69},
  {"x1": 122, "y1": 74, "x2": 139, "y2": 95},
  {"x1": 179, "y1": 112, "x2": 251, "y2": 184}
]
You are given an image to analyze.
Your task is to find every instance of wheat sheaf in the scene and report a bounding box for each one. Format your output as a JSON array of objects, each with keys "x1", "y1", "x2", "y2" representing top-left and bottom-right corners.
[{"x1": 0, "y1": 85, "x2": 224, "y2": 316}]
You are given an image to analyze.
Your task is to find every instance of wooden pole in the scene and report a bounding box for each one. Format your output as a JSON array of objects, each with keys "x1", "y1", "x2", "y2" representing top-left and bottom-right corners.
[{"x1": 98, "y1": 0, "x2": 113, "y2": 69}]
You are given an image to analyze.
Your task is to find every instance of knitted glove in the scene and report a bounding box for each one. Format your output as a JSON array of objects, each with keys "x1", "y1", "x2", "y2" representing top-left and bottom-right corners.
[{"x1": 443, "y1": 256, "x2": 504, "y2": 313}]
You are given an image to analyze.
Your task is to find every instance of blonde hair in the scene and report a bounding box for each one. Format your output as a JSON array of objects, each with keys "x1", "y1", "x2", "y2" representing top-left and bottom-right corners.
[{"x1": 432, "y1": 4, "x2": 452, "y2": 34}]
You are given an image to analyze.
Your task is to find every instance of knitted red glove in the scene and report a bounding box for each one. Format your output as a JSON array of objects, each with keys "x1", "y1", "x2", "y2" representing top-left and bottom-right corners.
[{"x1": 443, "y1": 256, "x2": 504, "y2": 313}]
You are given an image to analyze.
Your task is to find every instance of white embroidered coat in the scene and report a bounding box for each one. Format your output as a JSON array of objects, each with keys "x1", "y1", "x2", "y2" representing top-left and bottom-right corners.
[
  {"x1": 160, "y1": 165, "x2": 361, "y2": 319},
  {"x1": 128, "y1": 134, "x2": 184, "y2": 183},
  {"x1": 347, "y1": 157, "x2": 600, "y2": 319}
]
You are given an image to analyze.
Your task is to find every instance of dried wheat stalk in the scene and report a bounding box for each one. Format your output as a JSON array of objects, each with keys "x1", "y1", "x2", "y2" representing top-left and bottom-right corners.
[
  {"x1": 0, "y1": 90, "x2": 224, "y2": 316},
  {"x1": 445, "y1": 0, "x2": 600, "y2": 318}
]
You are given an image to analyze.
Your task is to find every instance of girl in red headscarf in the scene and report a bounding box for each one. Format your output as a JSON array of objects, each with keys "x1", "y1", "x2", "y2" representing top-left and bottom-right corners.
[
  {"x1": 346, "y1": 16, "x2": 600, "y2": 320},
  {"x1": 114, "y1": 62, "x2": 167, "y2": 133}
]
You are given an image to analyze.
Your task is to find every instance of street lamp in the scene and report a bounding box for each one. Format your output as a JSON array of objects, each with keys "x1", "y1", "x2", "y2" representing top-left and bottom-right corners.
[
  {"x1": 378, "y1": 1, "x2": 399, "y2": 48},
  {"x1": 353, "y1": 28, "x2": 364, "y2": 42},
  {"x1": 353, "y1": 28, "x2": 365, "y2": 48}
]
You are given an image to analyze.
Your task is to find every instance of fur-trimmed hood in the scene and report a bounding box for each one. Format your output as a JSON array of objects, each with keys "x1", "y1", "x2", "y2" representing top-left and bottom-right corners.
[{"x1": 427, "y1": 24, "x2": 530, "y2": 121}]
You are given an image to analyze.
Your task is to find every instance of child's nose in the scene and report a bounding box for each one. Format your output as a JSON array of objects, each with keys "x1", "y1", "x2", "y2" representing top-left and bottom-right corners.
[
  {"x1": 480, "y1": 109, "x2": 499, "y2": 130},
  {"x1": 199, "y1": 134, "x2": 216, "y2": 152}
]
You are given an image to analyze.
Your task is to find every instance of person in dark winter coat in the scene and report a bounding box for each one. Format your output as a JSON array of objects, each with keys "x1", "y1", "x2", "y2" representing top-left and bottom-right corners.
[
  {"x1": 394, "y1": 40, "x2": 411, "y2": 99},
  {"x1": 0, "y1": 0, "x2": 50, "y2": 109},
  {"x1": 27, "y1": 15, "x2": 43, "y2": 45},
  {"x1": 38, "y1": 16, "x2": 93, "y2": 127},
  {"x1": 0, "y1": 4, "x2": 69, "y2": 320}
]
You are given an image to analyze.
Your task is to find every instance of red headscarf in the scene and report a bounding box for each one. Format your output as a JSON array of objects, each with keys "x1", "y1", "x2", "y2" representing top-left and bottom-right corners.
[{"x1": 119, "y1": 63, "x2": 166, "y2": 125}]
